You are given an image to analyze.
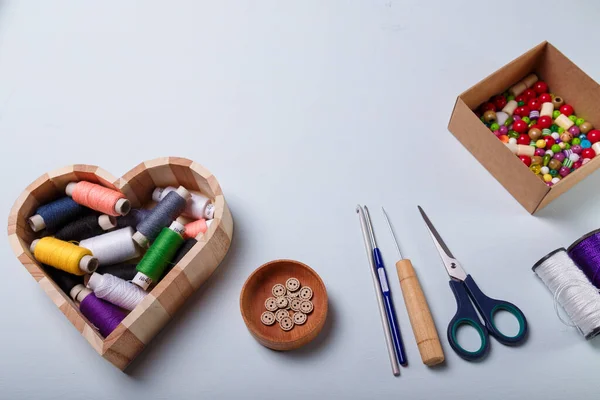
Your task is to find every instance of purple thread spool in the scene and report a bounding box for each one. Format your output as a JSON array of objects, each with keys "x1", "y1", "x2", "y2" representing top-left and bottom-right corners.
[
  {"x1": 79, "y1": 291, "x2": 126, "y2": 337},
  {"x1": 568, "y1": 229, "x2": 600, "y2": 289}
]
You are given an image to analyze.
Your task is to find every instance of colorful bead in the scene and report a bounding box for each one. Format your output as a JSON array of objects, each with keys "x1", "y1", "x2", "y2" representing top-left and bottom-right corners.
[
  {"x1": 548, "y1": 159, "x2": 562, "y2": 170},
  {"x1": 517, "y1": 134, "x2": 529, "y2": 145},
  {"x1": 499, "y1": 125, "x2": 509, "y2": 135},
  {"x1": 550, "y1": 95, "x2": 563, "y2": 108},
  {"x1": 572, "y1": 143, "x2": 582, "y2": 153},
  {"x1": 576, "y1": 118, "x2": 585, "y2": 127},
  {"x1": 552, "y1": 177, "x2": 562, "y2": 184},
  {"x1": 505, "y1": 116, "x2": 514, "y2": 126},
  {"x1": 552, "y1": 110, "x2": 561, "y2": 119},
  {"x1": 582, "y1": 148, "x2": 596, "y2": 159},
  {"x1": 539, "y1": 93, "x2": 552, "y2": 103},
  {"x1": 523, "y1": 89, "x2": 536, "y2": 100},
  {"x1": 513, "y1": 119, "x2": 528, "y2": 133},
  {"x1": 573, "y1": 161, "x2": 583, "y2": 169},
  {"x1": 499, "y1": 135, "x2": 509, "y2": 143},
  {"x1": 536, "y1": 139, "x2": 546, "y2": 149},
  {"x1": 579, "y1": 134, "x2": 587, "y2": 140},
  {"x1": 580, "y1": 121, "x2": 593, "y2": 134},
  {"x1": 508, "y1": 130, "x2": 519, "y2": 139},
  {"x1": 558, "y1": 127, "x2": 565, "y2": 134},
  {"x1": 483, "y1": 110, "x2": 497, "y2": 123},
  {"x1": 543, "y1": 136, "x2": 556, "y2": 148},
  {"x1": 502, "y1": 100, "x2": 518, "y2": 116},
  {"x1": 508, "y1": 137, "x2": 517, "y2": 144},
  {"x1": 568, "y1": 153, "x2": 580, "y2": 162},
  {"x1": 559, "y1": 142, "x2": 566, "y2": 149},
  {"x1": 581, "y1": 139, "x2": 592, "y2": 149},
  {"x1": 560, "y1": 132, "x2": 573, "y2": 143},
  {"x1": 549, "y1": 169, "x2": 558, "y2": 177},
  {"x1": 558, "y1": 167, "x2": 570, "y2": 177},
  {"x1": 568, "y1": 115, "x2": 578, "y2": 123},
  {"x1": 562, "y1": 158, "x2": 573, "y2": 168},
  {"x1": 543, "y1": 173, "x2": 552, "y2": 182},
  {"x1": 551, "y1": 132, "x2": 560, "y2": 140},
  {"x1": 507, "y1": 95, "x2": 515, "y2": 101},
  {"x1": 538, "y1": 116, "x2": 552, "y2": 129},
  {"x1": 534, "y1": 81, "x2": 548, "y2": 94},
  {"x1": 492, "y1": 95, "x2": 507, "y2": 110},
  {"x1": 531, "y1": 156, "x2": 543, "y2": 166},
  {"x1": 517, "y1": 144, "x2": 535, "y2": 157},
  {"x1": 522, "y1": 116, "x2": 531, "y2": 124},
  {"x1": 583, "y1": 158, "x2": 592, "y2": 165},
  {"x1": 551, "y1": 144, "x2": 561, "y2": 153},
  {"x1": 546, "y1": 182, "x2": 553, "y2": 187},
  {"x1": 568, "y1": 126, "x2": 580, "y2": 136},
  {"x1": 572, "y1": 138, "x2": 581, "y2": 146},
  {"x1": 564, "y1": 143, "x2": 571, "y2": 150},
  {"x1": 518, "y1": 101, "x2": 525, "y2": 107},
  {"x1": 541, "y1": 166, "x2": 550, "y2": 174},
  {"x1": 559, "y1": 104, "x2": 574, "y2": 116},
  {"x1": 519, "y1": 155, "x2": 531, "y2": 166},
  {"x1": 496, "y1": 111, "x2": 509, "y2": 126},
  {"x1": 490, "y1": 122, "x2": 500, "y2": 132},
  {"x1": 553, "y1": 152, "x2": 566, "y2": 162},
  {"x1": 543, "y1": 154, "x2": 552, "y2": 166},
  {"x1": 542, "y1": 128, "x2": 552, "y2": 136},
  {"x1": 535, "y1": 148, "x2": 545, "y2": 157},
  {"x1": 530, "y1": 164, "x2": 542, "y2": 174},
  {"x1": 529, "y1": 110, "x2": 540, "y2": 119},
  {"x1": 528, "y1": 128, "x2": 542, "y2": 141},
  {"x1": 587, "y1": 129, "x2": 600, "y2": 143}
]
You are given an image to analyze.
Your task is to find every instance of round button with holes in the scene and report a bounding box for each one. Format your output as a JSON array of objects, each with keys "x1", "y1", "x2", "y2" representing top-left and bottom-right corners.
[
  {"x1": 275, "y1": 309, "x2": 290, "y2": 322},
  {"x1": 276, "y1": 296, "x2": 289, "y2": 309},
  {"x1": 300, "y1": 300, "x2": 313, "y2": 314},
  {"x1": 293, "y1": 312, "x2": 307, "y2": 325},
  {"x1": 261, "y1": 311, "x2": 276, "y2": 326},
  {"x1": 279, "y1": 316, "x2": 294, "y2": 331},
  {"x1": 290, "y1": 298, "x2": 302, "y2": 311},
  {"x1": 272, "y1": 284, "x2": 286, "y2": 297},
  {"x1": 286, "y1": 277, "x2": 300, "y2": 292},
  {"x1": 300, "y1": 286, "x2": 313, "y2": 300},
  {"x1": 265, "y1": 297, "x2": 278, "y2": 311}
]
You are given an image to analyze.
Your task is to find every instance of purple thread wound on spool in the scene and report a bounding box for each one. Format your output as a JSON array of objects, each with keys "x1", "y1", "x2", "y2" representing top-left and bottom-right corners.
[
  {"x1": 80, "y1": 293, "x2": 126, "y2": 337},
  {"x1": 568, "y1": 230, "x2": 600, "y2": 288}
]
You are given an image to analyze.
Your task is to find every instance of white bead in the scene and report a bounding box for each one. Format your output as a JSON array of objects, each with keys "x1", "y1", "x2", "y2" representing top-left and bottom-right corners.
[
  {"x1": 551, "y1": 177, "x2": 561, "y2": 184},
  {"x1": 551, "y1": 132, "x2": 560, "y2": 140},
  {"x1": 559, "y1": 142, "x2": 566, "y2": 149},
  {"x1": 540, "y1": 102, "x2": 554, "y2": 118},
  {"x1": 496, "y1": 112, "x2": 509, "y2": 126},
  {"x1": 569, "y1": 153, "x2": 580, "y2": 162},
  {"x1": 541, "y1": 166, "x2": 550, "y2": 174},
  {"x1": 583, "y1": 158, "x2": 591, "y2": 165},
  {"x1": 508, "y1": 137, "x2": 517, "y2": 144},
  {"x1": 545, "y1": 150, "x2": 554, "y2": 157}
]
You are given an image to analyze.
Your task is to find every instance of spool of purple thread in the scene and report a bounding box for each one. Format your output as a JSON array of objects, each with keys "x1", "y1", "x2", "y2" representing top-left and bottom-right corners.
[
  {"x1": 79, "y1": 291, "x2": 126, "y2": 337},
  {"x1": 567, "y1": 229, "x2": 600, "y2": 289}
]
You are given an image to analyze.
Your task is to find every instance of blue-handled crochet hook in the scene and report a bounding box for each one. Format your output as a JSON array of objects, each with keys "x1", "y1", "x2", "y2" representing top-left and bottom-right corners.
[{"x1": 363, "y1": 206, "x2": 408, "y2": 366}]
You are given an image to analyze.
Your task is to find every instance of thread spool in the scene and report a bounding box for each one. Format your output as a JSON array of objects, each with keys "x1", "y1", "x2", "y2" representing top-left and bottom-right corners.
[
  {"x1": 184, "y1": 219, "x2": 214, "y2": 239},
  {"x1": 502, "y1": 100, "x2": 518, "y2": 116},
  {"x1": 96, "y1": 263, "x2": 138, "y2": 281},
  {"x1": 28, "y1": 197, "x2": 86, "y2": 233},
  {"x1": 133, "y1": 186, "x2": 190, "y2": 248},
  {"x1": 555, "y1": 114, "x2": 575, "y2": 130},
  {"x1": 79, "y1": 227, "x2": 141, "y2": 266},
  {"x1": 116, "y1": 208, "x2": 151, "y2": 229},
  {"x1": 31, "y1": 237, "x2": 98, "y2": 275},
  {"x1": 153, "y1": 186, "x2": 214, "y2": 220},
  {"x1": 76, "y1": 288, "x2": 126, "y2": 337},
  {"x1": 532, "y1": 248, "x2": 600, "y2": 339},
  {"x1": 66, "y1": 181, "x2": 131, "y2": 217},
  {"x1": 162, "y1": 238, "x2": 198, "y2": 278},
  {"x1": 132, "y1": 221, "x2": 185, "y2": 290},
  {"x1": 54, "y1": 214, "x2": 116, "y2": 241},
  {"x1": 540, "y1": 102, "x2": 554, "y2": 118},
  {"x1": 88, "y1": 273, "x2": 146, "y2": 311},
  {"x1": 568, "y1": 229, "x2": 600, "y2": 288},
  {"x1": 44, "y1": 264, "x2": 84, "y2": 294}
]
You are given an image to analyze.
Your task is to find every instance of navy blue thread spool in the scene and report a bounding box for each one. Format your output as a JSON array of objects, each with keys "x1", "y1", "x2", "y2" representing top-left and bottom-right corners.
[{"x1": 28, "y1": 197, "x2": 87, "y2": 233}]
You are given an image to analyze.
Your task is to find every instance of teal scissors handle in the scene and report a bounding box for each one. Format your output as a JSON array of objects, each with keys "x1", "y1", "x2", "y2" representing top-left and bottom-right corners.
[{"x1": 447, "y1": 275, "x2": 528, "y2": 361}]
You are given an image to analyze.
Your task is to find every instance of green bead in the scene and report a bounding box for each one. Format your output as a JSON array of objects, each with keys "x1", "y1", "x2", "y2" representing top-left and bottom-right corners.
[
  {"x1": 551, "y1": 144, "x2": 561, "y2": 153},
  {"x1": 569, "y1": 115, "x2": 577, "y2": 122},
  {"x1": 508, "y1": 130, "x2": 519, "y2": 139},
  {"x1": 529, "y1": 121, "x2": 536, "y2": 128},
  {"x1": 543, "y1": 154, "x2": 552, "y2": 166},
  {"x1": 564, "y1": 143, "x2": 571, "y2": 150},
  {"x1": 553, "y1": 110, "x2": 561, "y2": 119},
  {"x1": 522, "y1": 116, "x2": 530, "y2": 124},
  {"x1": 572, "y1": 137, "x2": 581, "y2": 145},
  {"x1": 507, "y1": 95, "x2": 515, "y2": 101},
  {"x1": 550, "y1": 169, "x2": 558, "y2": 177},
  {"x1": 505, "y1": 117, "x2": 513, "y2": 126},
  {"x1": 551, "y1": 124, "x2": 559, "y2": 132},
  {"x1": 480, "y1": 116, "x2": 485, "y2": 123},
  {"x1": 558, "y1": 127, "x2": 565, "y2": 134},
  {"x1": 490, "y1": 122, "x2": 500, "y2": 131},
  {"x1": 518, "y1": 101, "x2": 525, "y2": 106},
  {"x1": 576, "y1": 118, "x2": 585, "y2": 126}
]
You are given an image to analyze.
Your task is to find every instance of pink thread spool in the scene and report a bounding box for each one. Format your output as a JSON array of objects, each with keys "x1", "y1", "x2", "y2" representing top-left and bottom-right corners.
[
  {"x1": 184, "y1": 219, "x2": 214, "y2": 239},
  {"x1": 66, "y1": 181, "x2": 131, "y2": 217}
]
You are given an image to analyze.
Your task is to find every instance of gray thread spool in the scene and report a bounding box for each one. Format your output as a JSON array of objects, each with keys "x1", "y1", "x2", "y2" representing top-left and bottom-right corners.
[{"x1": 132, "y1": 186, "x2": 190, "y2": 248}]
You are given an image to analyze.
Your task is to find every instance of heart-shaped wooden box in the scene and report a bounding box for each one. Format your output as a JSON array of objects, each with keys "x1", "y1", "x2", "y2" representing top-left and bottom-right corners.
[{"x1": 7, "y1": 157, "x2": 233, "y2": 370}]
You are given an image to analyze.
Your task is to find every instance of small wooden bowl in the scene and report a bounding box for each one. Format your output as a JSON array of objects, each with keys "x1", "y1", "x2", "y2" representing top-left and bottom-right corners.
[{"x1": 240, "y1": 259, "x2": 328, "y2": 351}]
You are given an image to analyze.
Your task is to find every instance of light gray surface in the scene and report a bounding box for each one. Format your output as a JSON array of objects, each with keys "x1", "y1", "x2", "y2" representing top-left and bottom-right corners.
[{"x1": 1, "y1": 1, "x2": 600, "y2": 398}]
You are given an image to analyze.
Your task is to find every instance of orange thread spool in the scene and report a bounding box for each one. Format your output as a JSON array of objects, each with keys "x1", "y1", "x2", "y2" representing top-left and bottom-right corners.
[
  {"x1": 67, "y1": 181, "x2": 131, "y2": 216},
  {"x1": 184, "y1": 219, "x2": 213, "y2": 239}
]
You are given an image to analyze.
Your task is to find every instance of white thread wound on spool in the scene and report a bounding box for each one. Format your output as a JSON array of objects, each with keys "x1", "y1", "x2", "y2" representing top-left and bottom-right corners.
[
  {"x1": 88, "y1": 273, "x2": 146, "y2": 311},
  {"x1": 152, "y1": 186, "x2": 213, "y2": 220},
  {"x1": 79, "y1": 227, "x2": 140, "y2": 266},
  {"x1": 533, "y1": 249, "x2": 600, "y2": 338}
]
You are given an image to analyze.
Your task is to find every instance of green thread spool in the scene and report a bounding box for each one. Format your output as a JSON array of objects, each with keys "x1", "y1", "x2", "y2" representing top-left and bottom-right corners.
[{"x1": 132, "y1": 221, "x2": 185, "y2": 290}]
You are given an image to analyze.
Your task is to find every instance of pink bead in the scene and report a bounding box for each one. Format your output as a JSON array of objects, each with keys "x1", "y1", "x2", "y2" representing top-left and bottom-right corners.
[
  {"x1": 553, "y1": 153, "x2": 566, "y2": 162},
  {"x1": 572, "y1": 145, "x2": 583, "y2": 154},
  {"x1": 535, "y1": 148, "x2": 545, "y2": 157},
  {"x1": 493, "y1": 130, "x2": 501, "y2": 137},
  {"x1": 568, "y1": 126, "x2": 580, "y2": 136},
  {"x1": 574, "y1": 161, "x2": 583, "y2": 169},
  {"x1": 546, "y1": 182, "x2": 553, "y2": 187},
  {"x1": 513, "y1": 115, "x2": 521, "y2": 121},
  {"x1": 559, "y1": 166, "x2": 571, "y2": 177},
  {"x1": 499, "y1": 125, "x2": 508, "y2": 135}
]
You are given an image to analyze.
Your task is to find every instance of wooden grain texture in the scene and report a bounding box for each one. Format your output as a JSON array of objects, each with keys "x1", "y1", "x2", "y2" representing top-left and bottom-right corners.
[
  {"x1": 7, "y1": 157, "x2": 233, "y2": 370},
  {"x1": 395, "y1": 259, "x2": 444, "y2": 367},
  {"x1": 240, "y1": 260, "x2": 327, "y2": 351}
]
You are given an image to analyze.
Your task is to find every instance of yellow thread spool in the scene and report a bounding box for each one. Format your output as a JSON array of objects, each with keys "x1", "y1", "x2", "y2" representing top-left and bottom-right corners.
[{"x1": 30, "y1": 237, "x2": 98, "y2": 275}]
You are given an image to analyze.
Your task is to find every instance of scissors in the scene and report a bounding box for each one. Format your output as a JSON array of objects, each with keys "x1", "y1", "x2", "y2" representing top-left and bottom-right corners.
[{"x1": 418, "y1": 206, "x2": 528, "y2": 361}]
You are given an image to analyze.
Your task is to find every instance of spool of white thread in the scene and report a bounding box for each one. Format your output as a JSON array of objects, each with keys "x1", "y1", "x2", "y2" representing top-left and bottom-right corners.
[
  {"x1": 532, "y1": 248, "x2": 600, "y2": 339},
  {"x1": 152, "y1": 186, "x2": 214, "y2": 220},
  {"x1": 79, "y1": 227, "x2": 141, "y2": 266},
  {"x1": 88, "y1": 273, "x2": 146, "y2": 311}
]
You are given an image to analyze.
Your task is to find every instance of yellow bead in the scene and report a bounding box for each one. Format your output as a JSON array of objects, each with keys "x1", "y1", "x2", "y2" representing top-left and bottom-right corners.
[
  {"x1": 530, "y1": 165, "x2": 542, "y2": 174},
  {"x1": 543, "y1": 174, "x2": 552, "y2": 182},
  {"x1": 536, "y1": 139, "x2": 546, "y2": 149}
]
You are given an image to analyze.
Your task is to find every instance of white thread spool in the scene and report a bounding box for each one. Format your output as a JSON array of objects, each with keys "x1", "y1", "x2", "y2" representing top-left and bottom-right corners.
[
  {"x1": 88, "y1": 273, "x2": 146, "y2": 311},
  {"x1": 152, "y1": 186, "x2": 214, "y2": 220},
  {"x1": 79, "y1": 227, "x2": 141, "y2": 266},
  {"x1": 540, "y1": 102, "x2": 554, "y2": 118},
  {"x1": 29, "y1": 239, "x2": 98, "y2": 274},
  {"x1": 532, "y1": 248, "x2": 600, "y2": 339},
  {"x1": 555, "y1": 114, "x2": 575, "y2": 130},
  {"x1": 502, "y1": 100, "x2": 518, "y2": 116}
]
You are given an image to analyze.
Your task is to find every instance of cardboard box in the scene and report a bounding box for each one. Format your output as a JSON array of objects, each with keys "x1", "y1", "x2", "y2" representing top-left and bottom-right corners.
[{"x1": 448, "y1": 41, "x2": 600, "y2": 213}]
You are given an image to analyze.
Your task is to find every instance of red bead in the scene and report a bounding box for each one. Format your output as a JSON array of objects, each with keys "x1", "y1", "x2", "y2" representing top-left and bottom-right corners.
[
  {"x1": 515, "y1": 94, "x2": 527, "y2": 104},
  {"x1": 538, "y1": 116, "x2": 552, "y2": 128},
  {"x1": 517, "y1": 134, "x2": 530, "y2": 145},
  {"x1": 519, "y1": 155, "x2": 532, "y2": 166},
  {"x1": 543, "y1": 136, "x2": 556, "y2": 149},
  {"x1": 538, "y1": 93, "x2": 552, "y2": 103},
  {"x1": 582, "y1": 148, "x2": 596, "y2": 159},
  {"x1": 573, "y1": 161, "x2": 583, "y2": 170},
  {"x1": 513, "y1": 119, "x2": 528, "y2": 133},
  {"x1": 492, "y1": 95, "x2": 507, "y2": 110},
  {"x1": 534, "y1": 81, "x2": 548, "y2": 94},
  {"x1": 528, "y1": 98, "x2": 541, "y2": 111},
  {"x1": 588, "y1": 129, "x2": 600, "y2": 144},
  {"x1": 519, "y1": 105, "x2": 530, "y2": 117},
  {"x1": 523, "y1": 89, "x2": 537, "y2": 100},
  {"x1": 480, "y1": 102, "x2": 496, "y2": 112},
  {"x1": 559, "y1": 104, "x2": 574, "y2": 116}
]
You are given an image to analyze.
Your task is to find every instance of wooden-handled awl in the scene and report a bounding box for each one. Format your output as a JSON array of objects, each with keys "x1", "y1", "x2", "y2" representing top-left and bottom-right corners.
[{"x1": 382, "y1": 208, "x2": 445, "y2": 367}]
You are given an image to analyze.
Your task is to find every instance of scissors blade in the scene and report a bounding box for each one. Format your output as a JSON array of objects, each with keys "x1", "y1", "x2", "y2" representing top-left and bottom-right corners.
[{"x1": 418, "y1": 206, "x2": 467, "y2": 282}]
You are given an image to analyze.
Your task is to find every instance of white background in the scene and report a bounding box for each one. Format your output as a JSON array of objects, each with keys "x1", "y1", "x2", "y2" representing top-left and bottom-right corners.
[{"x1": 1, "y1": 1, "x2": 600, "y2": 399}]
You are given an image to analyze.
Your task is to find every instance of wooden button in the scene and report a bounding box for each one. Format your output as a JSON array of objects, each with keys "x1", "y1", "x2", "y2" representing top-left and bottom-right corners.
[
  {"x1": 265, "y1": 297, "x2": 278, "y2": 311},
  {"x1": 293, "y1": 312, "x2": 307, "y2": 325},
  {"x1": 299, "y1": 286, "x2": 313, "y2": 300},
  {"x1": 290, "y1": 298, "x2": 302, "y2": 311},
  {"x1": 261, "y1": 311, "x2": 276, "y2": 325},
  {"x1": 275, "y1": 309, "x2": 289, "y2": 322},
  {"x1": 287, "y1": 289, "x2": 300, "y2": 298},
  {"x1": 286, "y1": 277, "x2": 300, "y2": 292},
  {"x1": 272, "y1": 284, "x2": 286, "y2": 297},
  {"x1": 279, "y1": 316, "x2": 294, "y2": 331},
  {"x1": 300, "y1": 300, "x2": 313, "y2": 314},
  {"x1": 276, "y1": 296, "x2": 289, "y2": 309}
]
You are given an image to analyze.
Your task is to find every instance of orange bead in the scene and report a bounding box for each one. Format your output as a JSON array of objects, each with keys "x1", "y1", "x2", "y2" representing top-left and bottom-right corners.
[{"x1": 500, "y1": 135, "x2": 509, "y2": 143}]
